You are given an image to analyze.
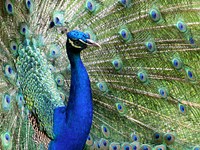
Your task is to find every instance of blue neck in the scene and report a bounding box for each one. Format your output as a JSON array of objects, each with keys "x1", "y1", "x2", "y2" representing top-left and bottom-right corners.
[{"x1": 49, "y1": 49, "x2": 93, "y2": 150}]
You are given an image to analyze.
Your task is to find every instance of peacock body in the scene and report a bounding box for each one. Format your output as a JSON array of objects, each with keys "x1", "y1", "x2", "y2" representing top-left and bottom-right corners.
[{"x1": 0, "y1": 0, "x2": 200, "y2": 150}]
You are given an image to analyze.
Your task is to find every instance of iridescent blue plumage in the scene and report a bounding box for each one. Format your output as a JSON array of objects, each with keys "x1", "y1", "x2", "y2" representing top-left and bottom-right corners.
[{"x1": 49, "y1": 30, "x2": 100, "y2": 150}]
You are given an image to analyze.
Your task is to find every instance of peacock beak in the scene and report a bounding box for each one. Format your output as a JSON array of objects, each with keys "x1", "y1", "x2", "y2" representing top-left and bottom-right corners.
[
  {"x1": 78, "y1": 39, "x2": 101, "y2": 48},
  {"x1": 86, "y1": 39, "x2": 101, "y2": 48}
]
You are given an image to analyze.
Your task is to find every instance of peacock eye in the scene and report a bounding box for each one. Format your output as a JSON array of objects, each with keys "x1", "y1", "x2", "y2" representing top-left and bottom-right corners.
[
  {"x1": 145, "y1": 40, "x2": 157, "y2": 52},
  {"x1": 16, "y1": 93, "x2": 24, "y2": 108},
  {"x1": 172, "y1": 57, "x2": 183, "y2": 70},
  {"x1": 49, "y1": 65, "x2": 55, "y2": 72},
  {"x1": 48, "y1": 44, "x2": 61, "y2": 59},
  {"x1": 25, "y1": 0, "x2": 33, "y2": 13},
  {"x1": 101, "y1": 125, "x2": 110, "y2": 138},
  {"x1": 27, "y1": 0, "x2": 31, "y2": 8},
  {"x1": 74, "y1": 41, "x2": 80, "y2": 45},
  {"x1": 193, "y1": 146, "x2": 200, "y2": 150},
  {"x1": 99, "y1": 138, "x2": 108, "y2": 148},
  {"x1": 97, "y1": 142, "x2": 101, "y2": 148},
  {"x1": 5, "y1": 95, "x2": 11, "y2": 104},
  {"x1": 122, "y1": 143, "x2": 131, "y2": 150},
  {"x1": 4, "y1": 64, "x2": 15, "y2": 80},
  {"x1": 87, "y1": 1, "x2": 93, "y2": 11},
  {"x1": 5, "y1": 0, "x2": 14, "y2": 15},
  {"x1": 178, "y1": 103, "x2": 186, "y2": 114},
  {"x1": 131, "y1": 133, "x2": 140, "y2": 142},
  {"x1": 112, "y1": 59, "x2": 123, "y2": 71},
  {"x1": 110, "y1": 142, "x2": 120, "y2": 150},
  {"x1": 86, "y1": 134, "x2": 93, "y2": 146},
  {"x1": 1, "y1": 132, "x2": 11, "y2": 147},
  {"x1": 140, "y1": 144, "x2": 152, "y2": 150},
  {"x1": 119, "y1": 0, "x2": 132, "y2": 7},
  {"x1": 2, "y1": 93, "x2": 12, "y2": 111},
  {"x1": 55, "y1": 74, "x2": 64, "y2": 86},
  {"x1": 121, "y1": 0, "x2": 127, "y2": 5},
  {"x1": 119, "y1": 27, "x2": 132, "y2": 42},
  {"x1": 10, "y1": 41, "x2": 18, "y2": 51},
  {"x1": 154, "y1": 145, "x2": 166, "y2": 150},
  {"x1": 97, "y1": 82, "x2": 108, "y2": 93},
  {"x1": 60, "y1": 92, "x2": 66, "y2": 101},
  {"x1": 116, "y1": 103, "x2": 126, "y2": 115},
  {"x1": 137, "y1": 71, "x2": 148, "y2": 83},
  {"x1": 158, "y1": 87, "x2": 168, "y2": 99},
  {"x1": 131, "y1": 142, "x2": 140, "y2": 150},
  {"x1": 53, "y1": 11, "x2": 64, "y2": 26},
  {"x1": 86, "y1": 0, "x2": 97, "y2": 12},
  {"x1": 188, "y1": 36, "x2": 195, "y2": 45},
  {"x1": 152, "y1": 132, "x2": 163, "y2": 144},
  {"x1": 20, "y1": 23, "x2": 29, "y2": 36},
  {"x1": 176, "y1": 21, "x2": 187, "y2": 33},
  {"x1": 103, "y1": 140, "x2": 107, "y2": 146},
  {"x1": 121, "y1": 30, "x2": 127, "y2": 39},
  {"x1": 185, "y1": 68, "x2": 195, "y2": 81},
  {"x1": 164, "y1": 133, "x2": 175, "y2": 145},
  {"x1": 149, "y1": 8, "x2": 161, "y2": 22}
]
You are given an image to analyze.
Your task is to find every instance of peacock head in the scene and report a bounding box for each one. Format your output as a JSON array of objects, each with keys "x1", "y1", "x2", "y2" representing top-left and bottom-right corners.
[{"x1": 67, "y1": 30, "x2": 100, "y2": 52}]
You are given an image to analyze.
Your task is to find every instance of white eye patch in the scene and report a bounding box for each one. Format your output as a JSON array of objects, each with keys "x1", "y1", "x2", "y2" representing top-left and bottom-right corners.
[{"x1": 69, "y1": 39, "x2": 82, "y2": 49}]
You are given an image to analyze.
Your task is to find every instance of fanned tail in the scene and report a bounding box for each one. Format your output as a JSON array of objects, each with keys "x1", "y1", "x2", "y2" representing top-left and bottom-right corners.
[
  {"x1": 63, "y1": 0, "x2": 200, "y2": 149},
  {"x1": 0, "y1": 0, "x2": 200, "y2": 150}
]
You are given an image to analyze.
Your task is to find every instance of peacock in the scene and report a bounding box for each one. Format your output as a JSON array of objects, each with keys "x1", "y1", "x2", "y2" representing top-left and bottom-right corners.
[{"x1": 0, "y1": 0, "x2": 200, "y2": 150}]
